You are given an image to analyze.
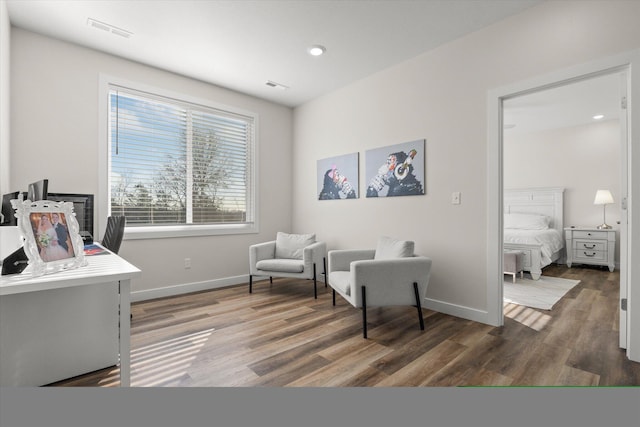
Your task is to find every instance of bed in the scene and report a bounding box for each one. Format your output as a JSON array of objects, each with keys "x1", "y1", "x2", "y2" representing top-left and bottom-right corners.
[{"x1": 504, "y1": 187, "x2": 565, "y2": 280}]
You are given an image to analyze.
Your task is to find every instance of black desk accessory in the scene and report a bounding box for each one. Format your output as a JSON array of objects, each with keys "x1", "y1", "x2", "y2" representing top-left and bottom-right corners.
[{"x1": 1, "y1": 247, "x2": 29, "y2": 275}]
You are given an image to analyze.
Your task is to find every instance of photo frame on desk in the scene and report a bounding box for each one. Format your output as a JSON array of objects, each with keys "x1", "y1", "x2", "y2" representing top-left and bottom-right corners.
[{"x1": 11, "y1": 199, "x2": 87, "y2": 277}]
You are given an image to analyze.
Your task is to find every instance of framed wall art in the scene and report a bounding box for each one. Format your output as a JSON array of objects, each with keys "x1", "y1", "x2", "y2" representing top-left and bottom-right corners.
[
  {"x1": 365, "y1": 139, "x2": 426, "y2": 198},
  {"x1": 317, "y1": 152, "x2": 359, "y2": 200},
  {"x1": 10, "y1": 199, "x2": 87, "y2": 277}
]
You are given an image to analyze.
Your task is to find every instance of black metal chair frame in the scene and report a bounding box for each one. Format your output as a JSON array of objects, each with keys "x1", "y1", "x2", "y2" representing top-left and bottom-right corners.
[
  {"x1": 332, "y1": 281, "x2": 424, "y2": 339},
  {"x1": 250, "y1": 257, "x2": 327, "y2": 299}
]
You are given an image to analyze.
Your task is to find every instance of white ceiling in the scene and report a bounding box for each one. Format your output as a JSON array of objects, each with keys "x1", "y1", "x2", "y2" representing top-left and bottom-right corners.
[
  {"x1": 6, "y1": 0, "x2": 542, "y2": 107},
  {"x1": 503, "y1": 72, "x2": 622, "y2": 134},
  {"x1": 7, "y1": 0, "x2": 619, "y2": 131}
]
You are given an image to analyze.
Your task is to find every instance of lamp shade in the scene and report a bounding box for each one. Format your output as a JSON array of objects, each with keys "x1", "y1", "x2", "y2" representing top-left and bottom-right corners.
[{"x1": 594, "y1": 189, "x2": 614, "y2": 205}]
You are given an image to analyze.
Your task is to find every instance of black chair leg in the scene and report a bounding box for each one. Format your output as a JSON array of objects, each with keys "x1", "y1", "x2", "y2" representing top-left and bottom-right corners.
[
  {"x1": 249, "y1": 275, "x2": 253, "y2": 294},
  {"x1": 269, "y1": 276, "x2": 273, "y2": 284},
  {"x1": 323, "y1": 257, "x2": 327, "y2": 288},
  {"x1": 332, "y1": 289, "x2": 336, "y2": 306},
  {"x1": 313, "y1": 263, "x2": 317, "y2": 299},
  {"x1": 361, "y1": 285, "x2": 367, "y2": 339},
  {"x1": 413, "y1": 282, "x2": 425, "y2": 331}
]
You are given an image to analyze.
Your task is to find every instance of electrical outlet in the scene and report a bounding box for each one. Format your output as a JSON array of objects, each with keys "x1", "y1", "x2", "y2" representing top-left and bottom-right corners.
[
  {"x1": 452, "y1": 192, "x2": 461, "y2": 205},
  {"x1": 184, "y1": 258, "x2": 191, "y2": 269}
]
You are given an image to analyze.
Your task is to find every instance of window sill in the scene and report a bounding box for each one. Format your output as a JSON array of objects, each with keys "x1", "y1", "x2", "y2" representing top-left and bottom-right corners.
[{"x1": 123, "y1": 223, "x2": 258, "y2": 240}]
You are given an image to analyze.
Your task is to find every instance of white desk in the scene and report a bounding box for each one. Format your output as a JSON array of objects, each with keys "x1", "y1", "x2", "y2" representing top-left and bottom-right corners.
[{"x1": 0, "y1": 248, "x2": 141, "y2": 386}]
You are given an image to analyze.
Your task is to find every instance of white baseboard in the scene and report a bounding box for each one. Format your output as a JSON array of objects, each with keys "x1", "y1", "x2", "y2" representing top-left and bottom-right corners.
[
  {"x1": 132, "y1": 276, "x2": 487, "y2": 326},
  {"x1": 131, "y1": 273, "x2": 327, "y2": 303},
  {"x1": 423, "y1": 297, "x2": 492, "y2": 326},
  {"x1": 131, "y1": 275, "x2": 249, "y2": 302}
]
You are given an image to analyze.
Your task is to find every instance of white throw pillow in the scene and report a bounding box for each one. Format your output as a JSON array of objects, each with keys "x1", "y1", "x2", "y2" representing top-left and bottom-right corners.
[
  {"x1": 374, "y1": 236, "x2": 414, "y2": 260},
  {"x1": 504, "y1": 213, "x2": 550, "y2": 230},
  {"x1": 275, "y1": 232, "x2": 316, "y2": 259}
]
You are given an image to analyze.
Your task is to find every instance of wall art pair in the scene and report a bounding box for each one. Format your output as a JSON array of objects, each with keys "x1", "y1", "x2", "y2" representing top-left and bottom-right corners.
[{"x1": 317, "y1": 139, "x2": 426, "y2": 200}]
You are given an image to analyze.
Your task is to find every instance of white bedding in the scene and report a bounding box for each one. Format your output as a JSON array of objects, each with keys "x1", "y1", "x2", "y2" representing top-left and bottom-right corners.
[{"x1": 504, "y1": 228, "x2": 564, "y2": 267}]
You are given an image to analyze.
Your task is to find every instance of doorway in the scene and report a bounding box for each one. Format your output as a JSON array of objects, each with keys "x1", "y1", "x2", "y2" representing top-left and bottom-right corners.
[
  {"x1": 485, "y1": 53, "x2": 637, "y2": 359},
  {"x1": 500, "y1": 71, "x2": 626, "y2": 345}
]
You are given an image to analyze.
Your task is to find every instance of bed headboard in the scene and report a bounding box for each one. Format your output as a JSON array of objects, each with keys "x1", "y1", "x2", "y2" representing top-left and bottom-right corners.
[{"x1": 504, "y1": 187, "x2": 565, "y2": 234}]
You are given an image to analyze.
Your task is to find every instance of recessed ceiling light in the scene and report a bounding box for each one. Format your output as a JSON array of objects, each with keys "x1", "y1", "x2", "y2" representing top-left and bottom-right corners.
[
  {"x1": 308, "y1": 45, "x2": 326, "y2": 56},
  {"x1": 593, "y1": 114, "x2": 604, "y2": 120}
]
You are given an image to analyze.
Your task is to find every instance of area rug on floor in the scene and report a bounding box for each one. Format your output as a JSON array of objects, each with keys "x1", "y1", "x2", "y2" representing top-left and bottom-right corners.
[{"x1": 503, "y1": 275, "x2": 580, "y2": 310}]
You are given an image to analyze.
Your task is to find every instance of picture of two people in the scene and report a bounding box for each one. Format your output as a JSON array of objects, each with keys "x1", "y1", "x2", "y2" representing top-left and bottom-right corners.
[{"x1": 32, "y1": 212, "x2": 74, "y2": 262}]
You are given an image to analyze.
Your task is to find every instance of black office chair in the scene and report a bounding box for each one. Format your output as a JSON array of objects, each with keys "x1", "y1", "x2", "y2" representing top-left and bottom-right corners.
[{"x1": 102, "y1": 216, "x2": 126, "y2": 254}]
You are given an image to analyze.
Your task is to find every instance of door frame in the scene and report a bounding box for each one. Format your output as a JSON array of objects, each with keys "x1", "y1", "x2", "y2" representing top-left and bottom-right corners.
[{"x1": 486, "y1": 49, "x2": 640, "y2": 362}]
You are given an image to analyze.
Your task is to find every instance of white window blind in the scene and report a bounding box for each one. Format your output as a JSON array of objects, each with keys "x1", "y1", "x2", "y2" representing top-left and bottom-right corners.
[{"x1": 108, "y1": 85, "x2": 255, "y2": 229}]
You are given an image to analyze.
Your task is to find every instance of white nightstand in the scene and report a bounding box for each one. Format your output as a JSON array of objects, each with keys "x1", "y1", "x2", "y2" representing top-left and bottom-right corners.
[{"x1": 564, "y1": 227, "x2": 615, "y2": 272}]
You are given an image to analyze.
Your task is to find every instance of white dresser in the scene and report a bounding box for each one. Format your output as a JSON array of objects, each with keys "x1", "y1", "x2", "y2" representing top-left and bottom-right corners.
[{"x1": 564, "y1": 227, "x2": 615, "y2": 272}]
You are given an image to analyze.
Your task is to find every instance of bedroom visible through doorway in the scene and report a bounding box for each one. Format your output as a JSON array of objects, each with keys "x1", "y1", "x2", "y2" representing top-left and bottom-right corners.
[{"x1": 501, "y1": 70, "x2": 627, "y2": 347}]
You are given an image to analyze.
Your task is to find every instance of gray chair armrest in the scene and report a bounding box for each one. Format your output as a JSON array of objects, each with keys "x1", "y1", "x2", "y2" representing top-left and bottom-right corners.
[
  {"x1": 302, "y1": 241, "x2": 327, "y2": 272},
  {"x1": 249, "y1": 240, "x2": 276, "y2": 274},
  {"x1": 351, "y1": 256, "x2": 432, "y2": 307},
  {"x1": 328, "y1": 249, "x2": 375, "y2": 273}
]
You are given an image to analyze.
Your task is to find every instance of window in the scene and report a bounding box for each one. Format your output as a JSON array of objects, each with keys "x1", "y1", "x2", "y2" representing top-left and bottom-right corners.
[{"x1": 106, "y1": 82, "x2": 257, "y2": 238}]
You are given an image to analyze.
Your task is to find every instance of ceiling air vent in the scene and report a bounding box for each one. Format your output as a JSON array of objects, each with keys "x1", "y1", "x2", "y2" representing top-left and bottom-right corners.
[
  {"x1": 265, "y1": 80, "x2": 289, "y2": 90},
  {"x1": 87, "y1": 18, "x2": 133, "y2": 39}
]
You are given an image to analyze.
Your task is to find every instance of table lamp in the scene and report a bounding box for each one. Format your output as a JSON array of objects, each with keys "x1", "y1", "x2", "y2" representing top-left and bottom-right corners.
[{"x1": 594, "y1": 189, "x2": 614, "y2": 229}]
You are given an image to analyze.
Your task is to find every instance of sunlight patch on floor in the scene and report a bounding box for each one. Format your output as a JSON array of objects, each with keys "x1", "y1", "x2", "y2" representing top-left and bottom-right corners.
[
  {"x1": 130, "y1": 328, "x2": 214, "y2": 386},
  {"x1": 503, "y1": 302, "x2": 551, "y2": 331},
  {"x1": 96, "y1": 368, "x2": 120, "y2": 387},
  {"x1": 97, "y1": 327, "x2": 215, "y2": 387}
]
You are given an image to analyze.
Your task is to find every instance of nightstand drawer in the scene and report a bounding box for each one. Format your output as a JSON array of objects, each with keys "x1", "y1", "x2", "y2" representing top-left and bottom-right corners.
[
  {"x1": 571, "y1": 230, "x2": 608, "y2": 240},
  {"x1": 573, "y1": 240, "x2": 606, "y2": 251},
  {"x1": 573, "y1": 249, "x2": 606, "y2": 262}
]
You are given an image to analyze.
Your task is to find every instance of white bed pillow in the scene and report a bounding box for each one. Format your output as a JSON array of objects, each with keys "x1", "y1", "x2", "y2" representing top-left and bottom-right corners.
[
  {"x1": 275, "y1": 232, "x2": 316, "y2": 259},
  {"x1": 374, "y1": 236, "x2": 415, "y2": 260},
  {"x1": 504, "y1": 213, "x2": 550, "y2": 230}
]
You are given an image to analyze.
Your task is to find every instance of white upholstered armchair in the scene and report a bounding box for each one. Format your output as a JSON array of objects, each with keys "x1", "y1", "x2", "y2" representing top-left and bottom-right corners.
[
  {"x1": 328, "y1": 236, "x2": 432, "y2": 338},
  {"x1": 249, "y1": 232, "x2": 327, "y2": 299}
]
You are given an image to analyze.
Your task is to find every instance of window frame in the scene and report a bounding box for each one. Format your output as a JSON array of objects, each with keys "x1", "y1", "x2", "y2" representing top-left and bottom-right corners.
[{"x1": 99, "y1": 74, "x2": 259, "y2": 240}]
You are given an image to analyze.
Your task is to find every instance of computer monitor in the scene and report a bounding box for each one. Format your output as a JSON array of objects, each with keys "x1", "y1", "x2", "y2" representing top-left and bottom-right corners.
[
  {"x1": 1, "y1": 192, "x2": 20, "y2": 226},
  {"x1": 27, "y1": 179, "x2": 49, "y2": 202},
  {"x1": 46, "y1": 193, "x2": 94, "y2": 242}
]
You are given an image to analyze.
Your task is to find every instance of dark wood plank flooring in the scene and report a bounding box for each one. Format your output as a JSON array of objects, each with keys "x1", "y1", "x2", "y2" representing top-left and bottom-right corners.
[{"x1": 49, "y1": 264, "x2": 640, "y2": 387}]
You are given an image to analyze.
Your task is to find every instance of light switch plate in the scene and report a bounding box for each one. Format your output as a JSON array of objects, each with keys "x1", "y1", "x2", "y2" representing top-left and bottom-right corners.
[{"x1": 452, "y1": 192, "x2": 461, "y2": 205}]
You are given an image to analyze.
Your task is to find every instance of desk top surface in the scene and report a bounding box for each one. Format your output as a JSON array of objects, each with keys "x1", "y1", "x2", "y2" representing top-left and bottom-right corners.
[{"x1": 0, "y1": 246, "x2": 141, "y2": 295}]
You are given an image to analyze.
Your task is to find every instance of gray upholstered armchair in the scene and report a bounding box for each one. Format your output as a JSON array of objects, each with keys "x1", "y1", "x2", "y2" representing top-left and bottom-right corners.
[
  {"x1": 249, "y1": 232, "x2": 327, "y2": 299},
  {"x1": 328, "y1": 236, "x2": 432, "y2": 338}
]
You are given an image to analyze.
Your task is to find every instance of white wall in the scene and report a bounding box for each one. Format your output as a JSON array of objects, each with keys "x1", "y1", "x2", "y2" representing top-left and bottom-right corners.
[
  {"x1": 292, "y1": 0, "x2": 640, "y2": 322},
  {"x1": 10, "y1": 28, "x2": 294, "y2": 297},
  {"x1": 505, "y1": 120, "x2": 621, "y2": 262},
  {"x1": 0, "y1": 0, "x2": 9, "y2": 195},
  {"x1": 7, "y1": 1, "x2": 640, "y2": 331}
]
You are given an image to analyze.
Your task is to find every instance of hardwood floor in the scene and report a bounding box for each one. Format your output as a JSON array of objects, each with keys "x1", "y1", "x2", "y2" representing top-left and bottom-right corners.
[{"x1": 49, "y1": 265, "x2": 640, "y2": 387}]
